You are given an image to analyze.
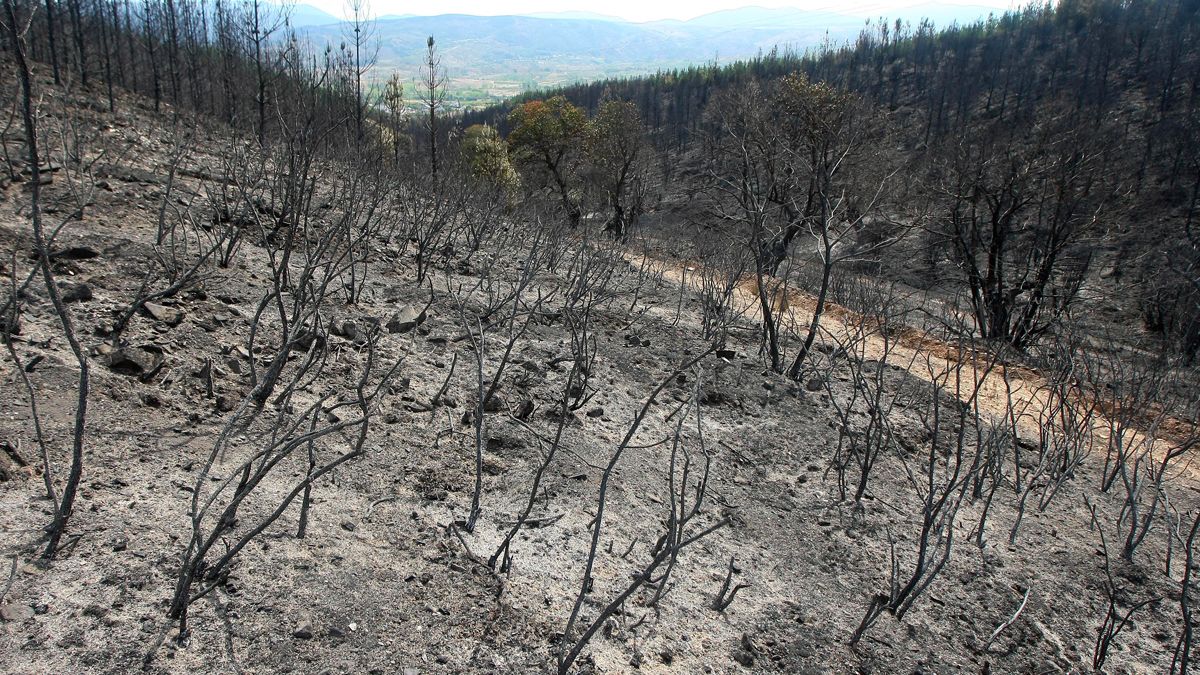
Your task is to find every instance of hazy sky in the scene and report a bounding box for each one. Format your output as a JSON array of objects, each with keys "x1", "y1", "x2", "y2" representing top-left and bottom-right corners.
[{"x1": 305, "y1": 0, "x2": 1022, "y2": 23}]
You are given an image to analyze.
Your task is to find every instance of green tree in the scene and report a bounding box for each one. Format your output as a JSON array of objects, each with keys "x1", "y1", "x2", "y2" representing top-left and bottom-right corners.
[
  {"x1": 507, "y1": 96, "x2": 587, "y2": 226},
  {"x1": 461, "y1": 124, "x2": 520, "y2": 192},
  {"x1": 586, "y1": 99, "x2": 646, "y2": 240},
  {"x1": 382, "y1": 72, "x2": 407, "y2": 161}
]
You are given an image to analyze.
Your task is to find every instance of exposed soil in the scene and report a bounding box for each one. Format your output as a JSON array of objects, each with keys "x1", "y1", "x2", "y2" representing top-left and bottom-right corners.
[{"x1": 0, "y1": 79, "x2": 1195, "y2": 675}]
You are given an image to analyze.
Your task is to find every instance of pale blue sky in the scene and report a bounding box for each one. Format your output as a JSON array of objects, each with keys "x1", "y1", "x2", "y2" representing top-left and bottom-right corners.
[{"x1": 305, "y1": 0, "x2": 1024, "y2": 23}]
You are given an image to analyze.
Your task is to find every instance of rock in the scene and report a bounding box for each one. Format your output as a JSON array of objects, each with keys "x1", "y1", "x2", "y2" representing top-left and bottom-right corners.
[
  {"x1": 331, "y1": 319, "x2": 360, "y2": 340},
  {"x1": 111, "y1": 535, "x2": 128, "y2": 552},
  {"x1": 50, "y1": 245, "x2": 99, "y2": 260},
  {"x1": 293, "y1": 620, "x2": 314, "y2": 639},
  {"x1": 215, "y1": 395, "x2": 237, "y2": 413},
  {"x1": 58, "y1": 282, "x2": 93, "y2": 303},
  {"x1": 586, "y1": 407, "x2": 604, "y2": 418},
  {"x1": 292, "y1": 329, "x2": 324, "y2": 352},
  {"x1": 386, "y1": 305, "x2": 427, "y2": 334},
  {"x1": 805, "y1": 378, "x2": 823, "y2": 392},
  {"x1": 482, "y1": 457, "x2": 510, "y2": 475},
  {"x1": 105, "y1": 347, "x2": 163, "y2": 377},
  {"x1": 515, "y1": 399, "x2": 534, "y2": 421},
  {"x1": 143, "y1": 302, "x2": 184, "y2": 326},
  {"x1": 0, "y1": 604, "x2": 34, "y2": 622},
  {"x1": 483, "y1": 395, "x2": 505, "y2": 413},
  {"x1": 328, "y1": 625, "x2": 346, "y2": 638},
  {"x1": 341, "y1": 521, "x2": 357, "y2": 532},
  {"x1": 1, "y1": 312, "x2": 20, "y2": 336}
]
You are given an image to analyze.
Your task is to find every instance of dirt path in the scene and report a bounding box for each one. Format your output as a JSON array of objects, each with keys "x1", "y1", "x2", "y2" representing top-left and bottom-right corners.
[{"x1": 627, "y1": 248, "x2": 1192, "y2": 454}]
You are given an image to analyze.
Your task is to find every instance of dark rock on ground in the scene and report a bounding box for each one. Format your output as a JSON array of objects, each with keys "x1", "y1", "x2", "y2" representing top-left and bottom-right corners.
[{"x1": 58, "y1": 282, "x2": 93, "y2": 303}]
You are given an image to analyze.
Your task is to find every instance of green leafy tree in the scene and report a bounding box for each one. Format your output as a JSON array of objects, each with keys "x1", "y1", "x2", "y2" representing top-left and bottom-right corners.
[
  {"x1": 586, "y1": 99, "x2": 646, "y2": 240},
  {"x1": 461, "y1": 124, "x2": 520, "y2": 192},
  {"x1": 507, "y1": 96, "x2": 587, "y2": 226},
  {"x1": 382, "y1": 72, "x2": 408, "y2": 161}
]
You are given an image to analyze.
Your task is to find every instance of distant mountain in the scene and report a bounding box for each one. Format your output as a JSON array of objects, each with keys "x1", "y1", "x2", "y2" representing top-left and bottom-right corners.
[
  {"x1": 525, "y1": 10, "x2": 628, "y2": 22},
  {"x1": 284, "y1": 3, "x2": 340, "y2": 27},
  {"x1": 292, "y1": 4, "x2": 1005, "y2": 104},
  {"x1": 676, "y1": 6, "x2": 855, "y2": 29},
  {"x1": 889, "y1": 2, "x2": 1002, "y2": 26}
]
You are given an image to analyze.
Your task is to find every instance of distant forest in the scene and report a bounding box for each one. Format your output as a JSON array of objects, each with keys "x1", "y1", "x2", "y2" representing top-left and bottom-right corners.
[
  {"x1": 466, "y1": 0, "x2": 1200, "y2": 357},
  {"x1": 1, "y1": 0, "x2": 1198, "y2": 357}
]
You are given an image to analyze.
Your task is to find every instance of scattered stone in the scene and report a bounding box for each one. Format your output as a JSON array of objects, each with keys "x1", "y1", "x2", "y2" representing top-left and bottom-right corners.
[
  {"x1": 105, "y1": 347, "x2": 163, "y2": 377},
  {"x1": 50, "y1": 245, "x2": 99, "y2": 261},
  {"x1": 586, "y1": 407, "x2": 604, "y2": 418},
  {"x1": 292, "y1": 329, "x2": 324, "y2": 352},
  {"x1": 515, "y1": 399, "x2": 534, "y2": 420},
  {"x1": 293, "y1": 620, "x2": 314, "y2": 639},
  {"x1": 215, "y1": 396, "x2": 237, "y2": 413},
  {"x1": 143, "y1": 302, "x2": 184, "y2": 326},
  {"x1": 483, "y1": 395, "x2": 505, "y2": 413},
  {"x1": 0, "y1": 604, "x2": 34, "y2": 622},
  {"x1": 482, "y1": 457, "x2": 510, "y2": 475},
  {"x1": 59, "y1": 282, "x2": 93, "y2": 303},
  {"x1": 331, "y1": 319, "x2": 360, "y2": 340},
  {"x1": 386, "y1": 305, "x2": 427, "y2": 334}
]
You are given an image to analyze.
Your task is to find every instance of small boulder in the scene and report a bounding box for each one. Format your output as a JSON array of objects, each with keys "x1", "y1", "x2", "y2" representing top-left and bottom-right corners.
[
  {"x1": 59, "y1": 282, "x2": 93, "y2": 303},
  {"x1": 331, "y1": 319, "x2": 360, "y2": 340},
  {"x1": 106, "y1": 347, "x2": 163, "y2": 377},
  {"x1": 515, "y1": 399, "x2": 534, "y2": 421},
  {"x1": 293, "y1": 620, "x2": 314, "y2": 639},
  {"x1": 0, "y1": 604, "x2": 34, "y2": 622},
  {"x1": 50, "y1": 245, "x2": 99, "y2": 261},
  {"x1": 386, "y1": 305, "x2": 427, "y2": 334},
  {"x1": 143, "y1": 302, "x2": 184, "y2": 326}
]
